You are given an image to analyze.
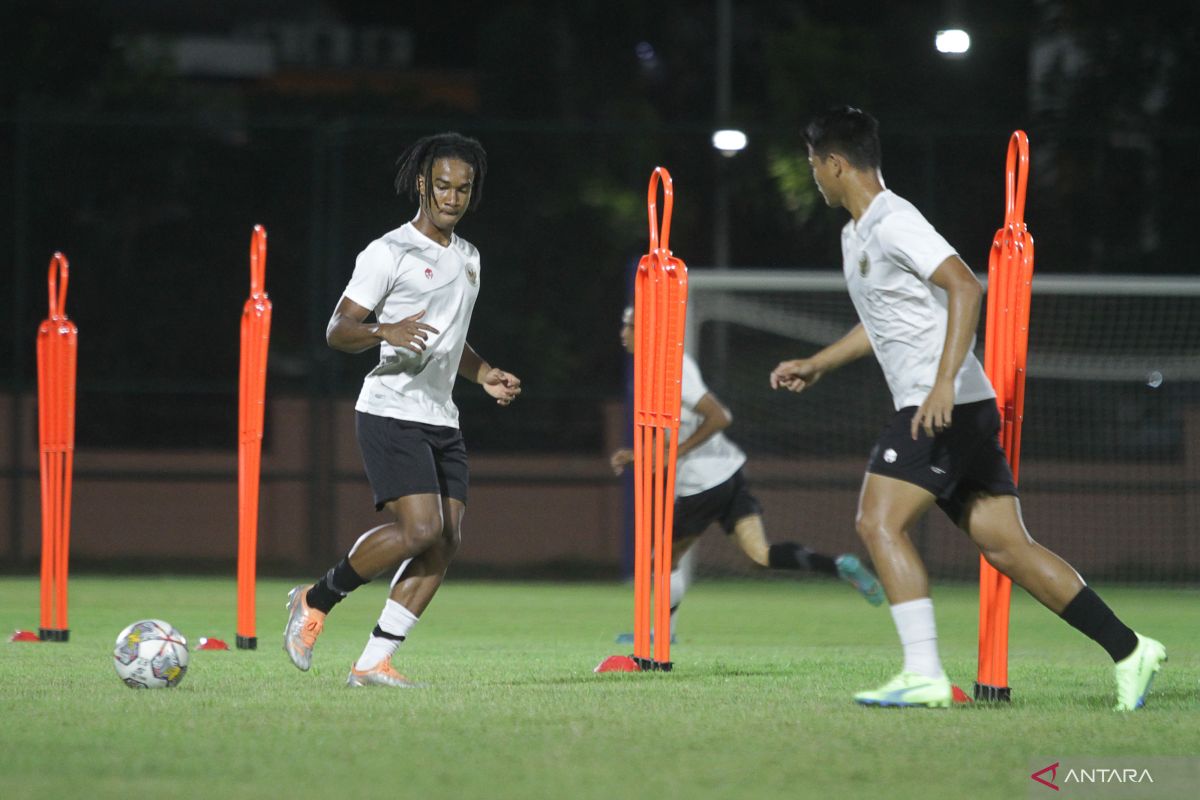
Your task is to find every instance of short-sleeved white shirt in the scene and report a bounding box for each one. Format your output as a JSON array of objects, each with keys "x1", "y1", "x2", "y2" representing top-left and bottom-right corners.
[
  {"x1": 674, "y1": 354, "x2": 747, "y2": 497},
  {"x1": 842, "y1": 190, "x2": 995, "y2": 410},
  {"x1": 342, "y1": 222, "x2": 481, "y2": 428}
]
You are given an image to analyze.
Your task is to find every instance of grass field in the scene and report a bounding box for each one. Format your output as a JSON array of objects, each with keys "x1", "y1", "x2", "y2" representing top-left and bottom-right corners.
[{"x1": 1, "y1": 576, "x2": 1197, "y2": 799}]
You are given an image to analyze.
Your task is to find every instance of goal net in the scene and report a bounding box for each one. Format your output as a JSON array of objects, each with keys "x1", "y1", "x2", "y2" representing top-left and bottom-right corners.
[{"x1": 682, "y1": 270, "x2": 1200, "y2": 583}]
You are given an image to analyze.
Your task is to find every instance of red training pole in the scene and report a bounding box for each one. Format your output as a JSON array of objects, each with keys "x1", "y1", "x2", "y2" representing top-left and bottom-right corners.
[
  {"x1": 36, "y1": 253, "x2": 77, "y2": 642},
  {"x1": 237, "y1": 225, "x2": 271, "y2": 650},
  {"x1": 594, "y1": 168, "x2": 687, "y2": 675},
  {"x1": 642, "y1": 168, "x2": 687, "y2": 670},
  {"x1": 976, "y1": 131, "x2": 1034, "y2": 702}
]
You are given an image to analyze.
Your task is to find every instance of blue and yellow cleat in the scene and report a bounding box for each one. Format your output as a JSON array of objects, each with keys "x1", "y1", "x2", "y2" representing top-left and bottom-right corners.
[
  {"x1": 854, "y1": 671, "x2": 952, "y2": 708},
  {"x1": 1114, "y1": 633, "x2": 1166, "y2": 711}
]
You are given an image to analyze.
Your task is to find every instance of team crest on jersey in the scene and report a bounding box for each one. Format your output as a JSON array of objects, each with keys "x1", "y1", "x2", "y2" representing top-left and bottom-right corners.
[
  {"x1": 858, "y1": 252, "x2": 870, "y2": 277},
  {"x1": 424, "y1": 267, "x2": 434, "y2": 280},
  {"x1": 466, "y1": 265, "x2": 478, "y2": 285}
]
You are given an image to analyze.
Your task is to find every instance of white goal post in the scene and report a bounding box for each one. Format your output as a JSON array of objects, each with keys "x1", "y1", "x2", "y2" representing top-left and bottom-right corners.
[{"x1": 680, "y1": 269, "x2": 1200, "y2": 582}]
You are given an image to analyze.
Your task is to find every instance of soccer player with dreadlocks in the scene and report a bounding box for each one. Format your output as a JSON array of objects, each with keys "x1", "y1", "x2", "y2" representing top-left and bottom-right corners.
[{"x1": 283, "y1": 132, "x2": 521, "y2": 687}]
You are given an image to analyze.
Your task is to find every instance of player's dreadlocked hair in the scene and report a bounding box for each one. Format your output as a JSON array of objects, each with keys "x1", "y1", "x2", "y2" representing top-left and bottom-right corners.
[
  {"x1": 804, "y1": 106, "x2": 882, "y2": 170},
  {"x1": 394, "y1": 132, "x2": 488, "y2": 211}
]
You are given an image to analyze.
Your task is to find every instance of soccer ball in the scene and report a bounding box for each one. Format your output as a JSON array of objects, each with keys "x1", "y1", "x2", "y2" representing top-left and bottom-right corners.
[{"x1": 112, "y1": 619, "x2": 189, "y2": 689}]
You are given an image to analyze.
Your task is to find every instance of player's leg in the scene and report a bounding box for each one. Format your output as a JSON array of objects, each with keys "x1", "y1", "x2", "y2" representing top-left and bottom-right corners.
[
  {"x1": 348, "y1": 496, "x2": 464, "y2": 687},
  {"x1": 718, "y1": 470, "x2": 837, "y2": 576},
  {"x1": 852, "y1": 473, "x2": 952, "y2": 707},
  {"x1": 666, "y1": 536, "x2": 699, "y2": 640},
  {"x1": 348, "y1": 425, "x2": 470, "y2": 686},
  {"x1": 958, "y1": 493, "x2": 1082, "y2": 610},
  {"x1": 284, "y1": 494, "x2": 444, "y2": 671},
  {"x1": 285, "y1": 414, "x2": 447, "y2": 672},
  {"x1": 617, "y1": 494, "x2": 708, "y2": 644},
  {"x1": 960, "y1": 493, "x2": 1166, "y2": 710},
  {"x1": 731, "y1": 514, "x2": 883, "y2": 605}
]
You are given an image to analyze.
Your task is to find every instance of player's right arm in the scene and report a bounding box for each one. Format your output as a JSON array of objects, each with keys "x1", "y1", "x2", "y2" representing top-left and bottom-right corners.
[
  {"x1": 770, "y1": 323, "x2": 872, "y2": 393},
  {"x1": 609, "y1": 448, "x2": 634, "y2": 475},
  {"x1": 326, "y1": 297, "x2": 439, "y2": 354},
  {"x1": 327, "y1": 241, "x2": 439, "y2": 354},
  {"x1": 675, "y1": 392, "x2": 732, "y2": 458},
  {"x1": 610, "y1": 391, "x2": 731, "y2": 475}
]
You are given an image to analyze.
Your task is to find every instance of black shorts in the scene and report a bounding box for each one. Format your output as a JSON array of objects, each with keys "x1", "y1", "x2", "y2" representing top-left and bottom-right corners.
[
  {"x1": 673, "y1": 468, "x2": 763, "y2": 541},
  {"x1": 355, "y1": 412, "x2": 469, "y2": 510},
  {"x1": 866, "y1": 398, "x2": 1017, "y2": 524}
]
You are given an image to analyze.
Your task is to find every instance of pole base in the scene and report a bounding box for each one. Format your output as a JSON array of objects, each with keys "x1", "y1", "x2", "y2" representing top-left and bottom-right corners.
[
  {"x1": 39, "y1": 628, "x2": 69, "y2": 642},
  {"x1": 631, "y1": 656, "x2": 673, "y2": 672},
  {"x1": 594, "y1": 655, "x2": 640, "y2": 673},
  {"x1": 236, "y1": 635, "x2": 257, "y2": 650},
  {"x1": 973, "y1": 682, "x2": 1011, "y2": 702}
]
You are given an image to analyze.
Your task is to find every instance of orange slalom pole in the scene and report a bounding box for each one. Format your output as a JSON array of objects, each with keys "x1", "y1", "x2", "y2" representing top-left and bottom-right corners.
[
  {"x1": 632, "y1": 260, "x2": 654, "y2": 662},
  {"x1": 237, "y1": 225, "x2": 271, "y2": 650},
  {"x1": 654, "y1": 250, "x2": 687, "y2": 668},
  {"x1": 36, "y1": 253, "x2": 77, "y2": 642},
  {"x1": 594, "y1": 168, "x2": 687, "y2": 675},
  {"x1": 976, "y1": 131, "x2": 1033, "y2": 702}
]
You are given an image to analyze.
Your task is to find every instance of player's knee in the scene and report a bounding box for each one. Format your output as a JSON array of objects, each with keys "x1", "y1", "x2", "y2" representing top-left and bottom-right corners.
[
  {"x1": 980, "y1": 544, "x2": 1016, "y2": 575},
  {"x1": 440, "y1": 524, "x2": 462, "y2": 558},
  {"x1": 403, "y1": 516, "x2": 444, "y2": 552},
  {"x1": 855, "y1": 512, "x2": 888, "y2": 545}
]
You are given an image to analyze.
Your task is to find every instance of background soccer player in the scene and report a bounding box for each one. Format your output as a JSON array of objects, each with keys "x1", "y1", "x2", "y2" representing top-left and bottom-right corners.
[
  {"x1": 770, "y1": 106, "x2": 1165, "y2": 710},
  {"x1": 611, "y1": 306, "x2": 883, "y2": 642},
  {"x1": 283, "y1": 132, "x2": 521, "y2": 687}
]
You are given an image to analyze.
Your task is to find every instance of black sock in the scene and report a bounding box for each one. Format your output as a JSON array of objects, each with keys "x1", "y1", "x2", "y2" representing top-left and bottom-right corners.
[
  {"x1": 767, "y1": 542, "x2": 837, "y2": 576},
  {"x1": 807, "y1": 552, "x2": 838, "y2": 577},
  {"x1": 768, "y1": 542, "x2": 807, "y2": 570},
  {"x1": 305, "y1": 557, "x2": 369, "y2": 614},
  {"x1": 372, "y1": 625, "x2": 406, "y2": 642},
  {"x1": 1058, "y1": 586, "x2": 1138, "y2": 663}
]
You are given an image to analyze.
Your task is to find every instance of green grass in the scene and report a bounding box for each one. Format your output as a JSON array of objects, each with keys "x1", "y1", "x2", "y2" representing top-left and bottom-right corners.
[{"x1": 1, "y1": 577, "x2": 1197, "y2": 800}]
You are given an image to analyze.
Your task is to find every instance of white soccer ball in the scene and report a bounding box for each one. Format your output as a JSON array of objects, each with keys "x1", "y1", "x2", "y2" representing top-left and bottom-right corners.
[{"x1": 112, "y1": 619, "x2": 190, "y2": 689}]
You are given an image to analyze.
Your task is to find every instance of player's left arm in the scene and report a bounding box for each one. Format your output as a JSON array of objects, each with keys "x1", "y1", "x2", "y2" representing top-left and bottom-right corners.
[
  {"x1": 912, "y1": 255, "x2": 983, "y2": 440},
  {"x1": 459, "y1": 342, "x2": 522, "y2": 406},
  {"x1": 675, "y1": 392, "x2": 732, "y2": 459}
]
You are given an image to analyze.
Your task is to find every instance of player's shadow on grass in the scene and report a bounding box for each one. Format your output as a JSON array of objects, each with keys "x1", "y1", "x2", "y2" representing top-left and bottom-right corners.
[{"x1": 476, "y1": 662, "x2": 794, "y2": 687}]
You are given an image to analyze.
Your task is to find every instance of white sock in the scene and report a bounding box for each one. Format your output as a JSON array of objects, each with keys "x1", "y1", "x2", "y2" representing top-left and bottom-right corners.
[
  {"x1": 889, "y1": 598, "x2": 944, "y2": 679},
  {"x1": 667, "y1": 549, "x2": 694, "y2": 638},
  {"x1": 354, "y1": 599, "x2": 419, "y2": 671}
]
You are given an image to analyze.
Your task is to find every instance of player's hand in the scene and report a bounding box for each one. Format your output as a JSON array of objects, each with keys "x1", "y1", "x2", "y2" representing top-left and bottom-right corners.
[
  {"x1": 911, "y1": 380, "x2": 955, "y2": 439},
  {"x1": 378, "y1": 310, "x2": 439, "y2": 354},
  {"x1": 770, "y1": 358, "x2": 823, "y2": 392},
  {"x1": 482, "y1": 368, "x2": 522, "y2": 406},
  {"x1": 609, "y1": 448, "x2": 634, "y2": 475}
]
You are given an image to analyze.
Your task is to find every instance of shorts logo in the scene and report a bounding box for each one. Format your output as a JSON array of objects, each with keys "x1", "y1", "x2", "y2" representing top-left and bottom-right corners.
[
  {"x1": 859, "y1": 253, "x2": 870, "y2": 276},
  {"x1": 883, "y1": 448, "x2": 897, "y2": 463},
  {"x1": 424, "y1": 268, "x2": 434, "y2": 279},
  {"x1": 931, "y1": 466, "x2": 946, "y2": 475}
]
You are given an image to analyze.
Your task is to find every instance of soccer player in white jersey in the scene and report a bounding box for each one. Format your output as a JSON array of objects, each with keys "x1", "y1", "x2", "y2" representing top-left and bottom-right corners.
[
  {"x1": 611, "y1": 306, "x2": 883, "y2": 641},
  {"x1": 283, "y1": 132, "x2": 521, "y2": 687},
  {"x1": 770, "y1": 107, "x2": 1164, "y2": 710}
]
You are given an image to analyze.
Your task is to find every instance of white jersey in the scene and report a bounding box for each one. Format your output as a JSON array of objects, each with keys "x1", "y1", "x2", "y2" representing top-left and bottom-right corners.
[
  {"x1": 342, "y1": 222, "x2": 481, "y2": 428},
  {"x1": 841, "y1": 190, "x2": 995, "y2": 410},
  {"x1": 674, "y1": 354, "x2": 747, "y2": 497}
]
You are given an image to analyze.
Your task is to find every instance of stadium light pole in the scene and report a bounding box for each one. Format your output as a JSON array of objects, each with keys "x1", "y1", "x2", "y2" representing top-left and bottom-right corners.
[
  {"x1": 713, "y1": 0, "x2": 733, "y2": 271},
  {"x1": 711, "y1": 0, "x2": 737, "y2": 379}
]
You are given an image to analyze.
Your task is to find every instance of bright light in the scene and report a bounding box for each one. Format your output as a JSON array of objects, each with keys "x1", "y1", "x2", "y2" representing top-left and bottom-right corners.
[
  {"x1": 935, "y1": 29, "x2": 971, "y2": 55},
  {"x1": 712, "y1": 129, "x2": 747, "y2": 156}
]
